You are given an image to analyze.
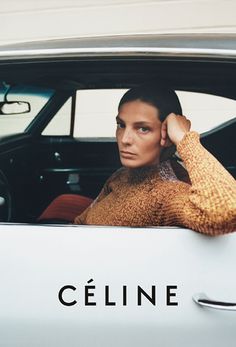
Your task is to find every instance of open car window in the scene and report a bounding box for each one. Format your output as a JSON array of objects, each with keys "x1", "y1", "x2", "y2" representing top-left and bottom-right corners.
[
  {"x1": 42, "y1": 89, "x2": 236, "y2": 138},
  {"x1": 177, "y1": 91, "x2": 236, "y2": 133}
]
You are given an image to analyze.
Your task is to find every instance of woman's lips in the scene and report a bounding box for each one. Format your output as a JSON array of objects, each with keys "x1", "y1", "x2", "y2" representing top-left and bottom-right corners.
[{"x1": 120, "y1": 151, "x2": 136, "y2": 158}]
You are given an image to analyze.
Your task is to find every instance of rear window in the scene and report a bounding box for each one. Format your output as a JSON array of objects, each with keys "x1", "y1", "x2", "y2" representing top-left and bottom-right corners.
[{"x1": 42, "y1": 89, "x2": 236, "y2": 137}]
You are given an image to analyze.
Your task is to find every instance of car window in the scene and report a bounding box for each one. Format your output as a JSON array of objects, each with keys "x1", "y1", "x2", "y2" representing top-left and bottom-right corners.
[
  {"x1": 73, "y1": 89, "x2": 128, "y2": 138},
  {"x1": 0, "y1": 83, "x2": 54, "y2": 137},
  {"x1": 42, "y1": 97, "x2": 72, "y2": 136},
  {"x1": 176, "y1": 91, "x2": 236, "y2": 133},
  {"x1": 41, "y1": 89, "x2": 236, "y2": 138}
]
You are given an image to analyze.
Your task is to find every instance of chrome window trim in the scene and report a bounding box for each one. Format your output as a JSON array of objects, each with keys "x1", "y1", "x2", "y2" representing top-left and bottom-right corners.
[{"x1": 1, "y1": 47, "x2": 236, "y2": 61}]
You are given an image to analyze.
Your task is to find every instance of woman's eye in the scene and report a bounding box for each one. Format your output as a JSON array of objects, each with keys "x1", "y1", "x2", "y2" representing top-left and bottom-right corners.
[
  {"x1": 139, "y1": 127, "x2": 149, "y2": 133},
  {"x1": 117, "y1": 122, "x2": 125, "y2": 129}
]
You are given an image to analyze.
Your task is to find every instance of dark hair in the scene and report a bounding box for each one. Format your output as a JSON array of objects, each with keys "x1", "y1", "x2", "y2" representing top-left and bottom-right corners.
[{"x1": 118, "y1": 85, "x2": 182, "y2": 121}]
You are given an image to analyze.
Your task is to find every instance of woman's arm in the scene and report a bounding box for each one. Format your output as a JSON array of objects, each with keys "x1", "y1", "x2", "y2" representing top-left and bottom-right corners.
[{"x1": 161, "y1": 131, "x2": 236, "y2": 235}]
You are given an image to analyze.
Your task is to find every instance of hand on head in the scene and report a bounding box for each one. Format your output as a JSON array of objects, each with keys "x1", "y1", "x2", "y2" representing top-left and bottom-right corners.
[{"x1": 160, "y1": 113, "x2": 191, "y2": 147}]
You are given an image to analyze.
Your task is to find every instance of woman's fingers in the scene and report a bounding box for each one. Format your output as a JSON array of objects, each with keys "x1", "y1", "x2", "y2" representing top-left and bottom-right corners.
[{"x1": 165, "y1": 113, "x2": 191, "y2": 145}]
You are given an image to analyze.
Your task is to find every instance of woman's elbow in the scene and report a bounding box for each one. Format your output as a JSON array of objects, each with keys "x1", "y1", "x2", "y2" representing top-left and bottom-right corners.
[{"x1": 195, "y1": 210, "x2": 236, "y2": 236}]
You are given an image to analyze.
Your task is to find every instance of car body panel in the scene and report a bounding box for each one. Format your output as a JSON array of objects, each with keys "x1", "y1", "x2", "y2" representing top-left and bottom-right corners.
[
  {"x1": 1, "y1": 34, "x2": 236, "y2": 61},
  {"x1": 1, "y1": 225, "x2": 236, "y2": 346}
]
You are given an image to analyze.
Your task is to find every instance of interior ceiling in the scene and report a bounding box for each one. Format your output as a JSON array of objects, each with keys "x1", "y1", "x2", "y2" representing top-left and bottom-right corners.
[{"x1": 1, "y1": 58, "x2": 236, "y2": 99}]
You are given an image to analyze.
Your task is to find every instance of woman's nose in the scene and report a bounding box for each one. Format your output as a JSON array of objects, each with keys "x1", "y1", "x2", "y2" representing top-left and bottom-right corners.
[{"x1": 121, "y1": 128, "x2": 133, "y2": 144}]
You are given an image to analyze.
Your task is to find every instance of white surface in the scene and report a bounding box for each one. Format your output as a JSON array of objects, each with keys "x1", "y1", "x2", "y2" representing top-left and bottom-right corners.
[
  {"x1": 43, "y1": 89, "x2": 236, "y2": 137},
  {"x1": 0, "y1": 224, "x2": 236, "y2": 346},
  {"x1": 1, "y1": 0, "x2": 236, "y2": 45}
]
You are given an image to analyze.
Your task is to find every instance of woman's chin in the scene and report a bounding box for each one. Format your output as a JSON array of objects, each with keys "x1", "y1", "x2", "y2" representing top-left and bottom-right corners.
[
  {"x1": 120, "y1": 158, "x2": 141, "y2": 169},
  {"x1": 120, "y1": 156, "x2": 160, "y2": 169}
]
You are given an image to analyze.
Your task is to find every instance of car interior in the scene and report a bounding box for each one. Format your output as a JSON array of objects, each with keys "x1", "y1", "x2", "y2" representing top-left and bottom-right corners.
[{"x1": 0, "y1": 58, "x2": 235, "y2": 224}]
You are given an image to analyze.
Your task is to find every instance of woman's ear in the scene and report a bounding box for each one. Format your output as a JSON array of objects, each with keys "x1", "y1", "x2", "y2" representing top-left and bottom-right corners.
[
  {"x1": 160, "y1": 137, "x2": 173, "y2": 148},
  {"x1": 160, "y1": 120, "x2": 173, "y2": 148},
  {"x1": 159, "y1": 117, "x2": 176, "y2": 161}
]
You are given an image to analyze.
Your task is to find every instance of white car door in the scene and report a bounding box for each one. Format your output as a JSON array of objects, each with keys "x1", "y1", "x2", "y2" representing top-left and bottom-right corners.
[{"x1": 0, "y1": 224, "x2": 236, "y2": 347}]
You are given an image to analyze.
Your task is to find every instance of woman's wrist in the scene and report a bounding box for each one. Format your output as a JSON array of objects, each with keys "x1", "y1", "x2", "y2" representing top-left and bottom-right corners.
[
  {"x1": 176, "y1": 131, "x2": 200, "y2": 159},
  {"x1": 173, "y1": 130, "x2": 190, "y2": 146}
]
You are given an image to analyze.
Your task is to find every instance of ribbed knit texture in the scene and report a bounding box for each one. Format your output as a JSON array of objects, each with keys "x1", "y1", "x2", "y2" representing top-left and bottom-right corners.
[{"x1": 74, "y1": 131, "x2": 236, "y2": 235}]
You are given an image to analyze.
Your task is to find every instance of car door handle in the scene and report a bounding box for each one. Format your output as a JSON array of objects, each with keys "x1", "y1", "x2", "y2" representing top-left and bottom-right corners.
[{"x1": 193, "y1": 293, "x2": 236, "y2": 311}]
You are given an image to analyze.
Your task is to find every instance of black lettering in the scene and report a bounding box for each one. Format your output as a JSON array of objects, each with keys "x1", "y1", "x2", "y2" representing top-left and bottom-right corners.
[
  {"x1": 166, "y1": 285, "x2": 178, "y2": 306},
  {"x1": 138, "y1": 286, "x2": 156, "y2": 306},
  {"x1": 85, "y1": 279, "x2": 96, "y2": 306},
  {"x1": 85, "y1": 285, "x2": 96, "y2": 306},
  {"x1": 123, "y1": 286, "x2": 127, "y2": 306},
  {"x1": 58, "y1": 285, "x2": 77, "y2": 306},
  {"x1": 105, "y1": 285, "x2": 116, "y2": 306}
]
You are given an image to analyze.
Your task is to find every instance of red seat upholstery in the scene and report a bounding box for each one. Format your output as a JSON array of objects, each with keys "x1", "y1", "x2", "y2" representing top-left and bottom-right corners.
[{"x1": 37, "y1": 194, "x2": 93, "y2": 223}]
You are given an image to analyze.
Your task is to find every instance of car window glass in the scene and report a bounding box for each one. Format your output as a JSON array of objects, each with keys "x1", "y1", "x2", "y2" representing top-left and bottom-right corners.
[
  {"x1": 42, "y1": 97, "x2": 72, "y2": 136},
  {"x1": 73, "y1": 89, "x2": 128, "y2": 138},
  {"x1": 72, "y1": 89, "x2": 236, "y2": 138},
  {"x1": 0, "y1": 84, "x2": 54, "y2": 137},
  {"x1": 176, "y1": 91, "x2": 236, "y2": 133},
  {"x1": 41, "y1": 89, "x2": 236, "y2": 138}
]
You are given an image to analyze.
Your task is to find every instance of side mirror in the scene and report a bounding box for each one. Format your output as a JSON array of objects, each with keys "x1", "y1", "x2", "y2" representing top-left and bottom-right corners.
[{"x1": 0, "y1": 101, "x2": 30, "y2": 115}]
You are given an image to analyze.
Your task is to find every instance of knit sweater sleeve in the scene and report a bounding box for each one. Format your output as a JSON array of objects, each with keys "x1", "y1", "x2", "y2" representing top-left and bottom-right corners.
[{"x1": 161, "y1": 131, "x2": 236, "y2": 235}]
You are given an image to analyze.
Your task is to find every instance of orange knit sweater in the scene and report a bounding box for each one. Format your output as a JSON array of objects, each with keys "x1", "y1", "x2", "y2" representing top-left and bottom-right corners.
[{"x1": 74, "y1": 131, "x2": 236, "y2": 235}]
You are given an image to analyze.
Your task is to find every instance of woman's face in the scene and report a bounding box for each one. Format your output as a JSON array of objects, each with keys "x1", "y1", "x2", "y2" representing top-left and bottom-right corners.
[{"x1": 116, "y1": 100, "x2": 163, "y2": 169}]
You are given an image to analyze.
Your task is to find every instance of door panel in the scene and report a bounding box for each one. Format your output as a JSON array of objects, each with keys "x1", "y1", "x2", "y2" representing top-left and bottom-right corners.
[
  {"x1": 0, "y1": 134, "x2": 35, "y2": 222},
  {"x1": 0, "y1": 225, "x2": 236, "y2": 347},
  {"x1": 32, "y1": 136, "x2": 121, "y2": 215}
]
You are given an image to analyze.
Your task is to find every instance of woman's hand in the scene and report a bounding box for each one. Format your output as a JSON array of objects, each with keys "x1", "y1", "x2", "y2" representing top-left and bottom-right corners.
[{"x1": 160, "y1": 113, "x2": 191, "y2": 147}]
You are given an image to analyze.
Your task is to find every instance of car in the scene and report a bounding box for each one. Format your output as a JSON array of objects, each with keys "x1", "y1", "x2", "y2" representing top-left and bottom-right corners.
[{"x1": 0, "y1": 34, "x2": 235, "y2": 347}]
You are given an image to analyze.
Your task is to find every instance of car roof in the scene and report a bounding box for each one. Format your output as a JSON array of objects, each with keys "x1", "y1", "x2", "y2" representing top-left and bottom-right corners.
[{"x1": 1, "y1": 34, "x2": 236, "y2": 60}]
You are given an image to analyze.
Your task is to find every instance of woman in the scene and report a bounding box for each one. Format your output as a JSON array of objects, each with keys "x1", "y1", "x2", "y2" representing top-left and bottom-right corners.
[{"x1": 39, "y1": 86, "x2": 236, "y2": 235}]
